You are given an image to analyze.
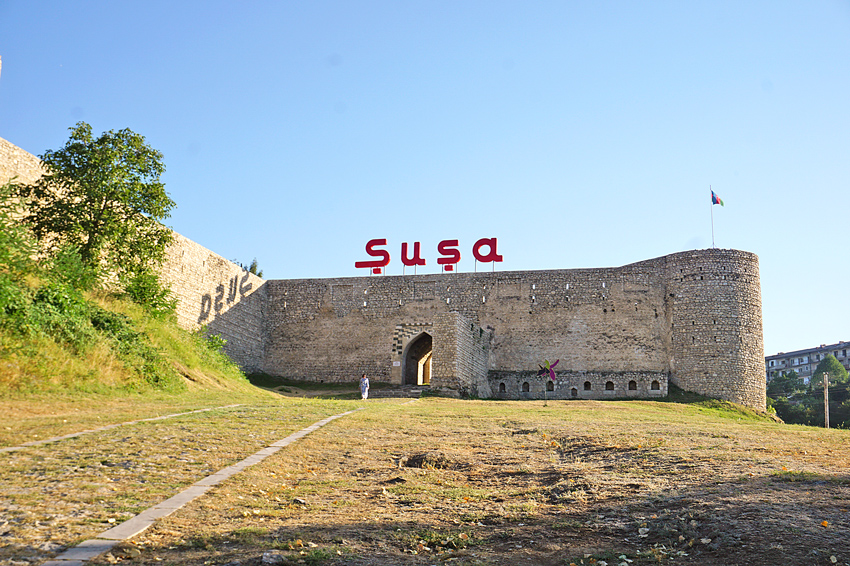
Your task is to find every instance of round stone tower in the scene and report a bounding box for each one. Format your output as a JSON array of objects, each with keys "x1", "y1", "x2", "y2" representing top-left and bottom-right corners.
[{"x1": 664, "y1": 249, "x2": 765, "y2": 410}]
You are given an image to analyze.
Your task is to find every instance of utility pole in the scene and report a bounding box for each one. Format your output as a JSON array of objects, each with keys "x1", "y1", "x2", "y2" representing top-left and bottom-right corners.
[{"x1": 823, "y1": 372, "x2": 829, "y2": 429}]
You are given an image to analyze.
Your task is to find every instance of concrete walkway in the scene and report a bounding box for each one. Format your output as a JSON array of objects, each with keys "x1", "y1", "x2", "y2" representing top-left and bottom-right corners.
[
  {"x1": 40, "y1": 408, "x2": 363, "y2": 566},
  {"x1": 0, "y1": 405, "x2": 244, "y2": 453}
]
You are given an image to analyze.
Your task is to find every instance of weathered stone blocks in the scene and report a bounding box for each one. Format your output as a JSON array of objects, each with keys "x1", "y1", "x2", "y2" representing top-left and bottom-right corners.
[
  {"x1": 252, "y1": 250, "x2": 765, "y2": 410},
  {"x1": 159, "y1": 233, "x2": 266, "y2": 372}
]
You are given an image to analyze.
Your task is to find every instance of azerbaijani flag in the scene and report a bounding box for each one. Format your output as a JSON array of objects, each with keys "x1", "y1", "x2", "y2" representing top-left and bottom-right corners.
[{"x1": 711, "y1": 190, "x2": 724, "y2": 206}]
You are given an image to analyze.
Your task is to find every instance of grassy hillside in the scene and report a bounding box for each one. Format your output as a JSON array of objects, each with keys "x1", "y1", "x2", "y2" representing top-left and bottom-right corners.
[
  {"x1": 0, "y1": 180, "x2": 275, "y2": 446},
  {"x1": 0, "y1": 283, "x2": 278, "y2": 446}
]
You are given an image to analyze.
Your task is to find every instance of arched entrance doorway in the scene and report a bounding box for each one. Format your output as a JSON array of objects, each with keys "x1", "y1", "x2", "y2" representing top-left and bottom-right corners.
[{"x1": 403, "y1": 332, "x2": 432, "y2": 386}]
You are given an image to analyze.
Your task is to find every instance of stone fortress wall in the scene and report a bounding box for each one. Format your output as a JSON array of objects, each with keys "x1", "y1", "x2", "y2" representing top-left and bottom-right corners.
[
  {"x1": 260, "y1": 250, "x2": 765, "y2": 410},
  {"x1": 0, "y1": 136, "x2": 766, "y2": 409},
  {"x1": 158, "y1": 233, "x2": 266, "y2": 372}
]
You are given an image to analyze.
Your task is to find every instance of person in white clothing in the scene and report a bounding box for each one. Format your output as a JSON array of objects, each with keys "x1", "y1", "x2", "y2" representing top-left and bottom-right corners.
[{"x1": 359, "y1": 373, "x2": 369, "y2": 400}]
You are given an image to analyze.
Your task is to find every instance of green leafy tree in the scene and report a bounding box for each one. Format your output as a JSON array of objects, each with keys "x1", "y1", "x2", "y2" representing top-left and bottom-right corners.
[
  {"x1": 233, "y1": 258, "x2": 264, "y2": 278},
  {"x1": 769, "y1": 358, "x2": 850, "y2": 427},
  {"x1": 808, "y1": 354, "x2": 850, "y2": 428},
  {"x1": 15, "y1": 122, "x2": 175, "y2": 281},
  {"x1": 767, "y1": 369, "x2": 803, "y2": 399},
  {"x1": 771, "y1": 396, "x2": 816, "y2": 426},
  {"x1": 812, "y1": 354, "x2": 849, "y2": 386},
  {"x1": 248, "y1": 258, "x2": 263, "y2": 278}
]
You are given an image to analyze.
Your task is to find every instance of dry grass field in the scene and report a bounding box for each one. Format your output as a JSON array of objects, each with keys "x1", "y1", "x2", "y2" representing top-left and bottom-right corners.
[{"x1": 2, "y1": 396, "x2": 849, "y2": 566}]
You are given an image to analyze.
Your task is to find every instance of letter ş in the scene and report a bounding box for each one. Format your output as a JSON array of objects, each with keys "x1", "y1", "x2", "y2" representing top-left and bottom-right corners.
[
  {"x1": 436, "y1": 239, "x2": 460, "y2": 271},
  {"x1": 354, "y1": 238, "x2": 391, "y2": 274}
]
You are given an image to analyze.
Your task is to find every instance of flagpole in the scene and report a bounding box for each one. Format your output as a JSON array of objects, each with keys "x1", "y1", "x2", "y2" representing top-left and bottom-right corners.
[{"x1": 710, "y1": 185, "x2": 715, "y2": 248}]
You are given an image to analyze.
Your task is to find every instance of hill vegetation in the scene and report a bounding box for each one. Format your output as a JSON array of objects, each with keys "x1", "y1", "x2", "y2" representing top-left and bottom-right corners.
[
  {"x1": 1, "y1": 173, "x2": 270, "y2": 432},
  {"x1": 1, "y1": 123, "x2": 273, "y2": 409}
]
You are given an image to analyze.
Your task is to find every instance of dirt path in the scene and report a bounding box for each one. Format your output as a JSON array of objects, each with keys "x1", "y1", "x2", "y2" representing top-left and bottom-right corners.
[{"x1": 2, "y1": 398, "x2": 849, "y2": 566}]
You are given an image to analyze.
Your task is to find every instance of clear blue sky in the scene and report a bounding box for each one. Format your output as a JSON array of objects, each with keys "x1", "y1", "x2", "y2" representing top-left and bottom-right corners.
[{"x1": 1, "y1": 1, "x2": 848, "y2": 357}]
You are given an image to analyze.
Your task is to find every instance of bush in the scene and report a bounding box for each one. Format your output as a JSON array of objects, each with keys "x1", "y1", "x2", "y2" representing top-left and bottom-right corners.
[
  {"x1": 29, "y1": 283, "x2": 98, "y2": 352},
  {"x1": 0, "y1": 181, "x2": 37, "y2": 278},
  {"x1": 123, "y1": 269, "x2": 177, "y2": 319},
  {"x1": 47, "y1": 245, "x2": 102, "y2": 291},
  {"x1": 0, "y1": 273, "x2": 31, "y2": 326},
  {"x1": 204, "y1": 332, "x2": 228, "y2": 353},
  {"x1": 192, "y1": 328, "x2": 240, "y2": 373},
  {"x1": 88, "y1": 303, "x2": 182, "y2": 390}
]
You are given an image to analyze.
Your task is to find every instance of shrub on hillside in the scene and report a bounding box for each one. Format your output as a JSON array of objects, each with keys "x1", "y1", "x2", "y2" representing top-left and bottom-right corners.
[
  {"x1": 123, "y1": 269, "x2": 177, "y2": 319},
  {"x1": 47, "y1": 245, "x2": 102, "y2": 291}
]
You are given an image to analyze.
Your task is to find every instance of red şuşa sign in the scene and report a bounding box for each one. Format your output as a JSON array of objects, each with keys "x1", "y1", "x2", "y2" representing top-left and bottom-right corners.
[{"x1": 356, "y1": 238, "x2": 503, "y2": 274}]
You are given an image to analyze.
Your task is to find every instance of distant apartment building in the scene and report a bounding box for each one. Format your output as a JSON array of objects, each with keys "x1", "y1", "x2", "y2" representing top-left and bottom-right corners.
[{"x1": 766, "y1": 341, "x2": 850, "y2": 384}]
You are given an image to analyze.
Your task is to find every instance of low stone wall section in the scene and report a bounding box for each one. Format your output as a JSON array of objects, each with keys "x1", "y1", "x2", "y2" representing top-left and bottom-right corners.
[
  {"x1": 488, "y1": 370, "x2": 668, "y2": 400},
  {"x1": 261, "y1": 265, "x2": 672, "y2": 384}
]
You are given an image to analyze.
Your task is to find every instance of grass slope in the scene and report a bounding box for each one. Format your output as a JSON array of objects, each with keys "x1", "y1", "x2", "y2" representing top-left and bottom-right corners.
[{"x1": 0, "y1": 287, "x2": 277, "y2": 447}]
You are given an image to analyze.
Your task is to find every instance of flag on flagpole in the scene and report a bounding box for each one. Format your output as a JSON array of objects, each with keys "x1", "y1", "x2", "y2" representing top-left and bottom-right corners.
[{"x1": 711, "y1": 190, "x2": 724, "y2": 206}]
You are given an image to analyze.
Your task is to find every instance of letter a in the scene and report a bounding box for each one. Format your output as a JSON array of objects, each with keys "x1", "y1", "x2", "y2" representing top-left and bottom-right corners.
[{"x1": 472, "y1": 237, "x2": 503, "y2": 263}]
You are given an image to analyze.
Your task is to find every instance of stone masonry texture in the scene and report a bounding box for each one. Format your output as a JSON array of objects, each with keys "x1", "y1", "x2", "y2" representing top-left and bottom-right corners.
[
  {"x1": 0, "y1": 137, "x2": 766, "y2": 409},
  {"x1": 259, "y1": 249, "x2": 766, "y2": 410},
  {"x1": 0, "y1": 136, "x2": 46, "y2": 186},
  {"x1": 158, "y1": 232, "x2": 266, "y2": 372},
  {"x1": 432, "y1": 312, "x2": 492, "y2": 398}
]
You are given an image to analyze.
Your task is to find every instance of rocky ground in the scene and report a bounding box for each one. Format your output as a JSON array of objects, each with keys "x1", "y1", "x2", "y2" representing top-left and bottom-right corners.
[{"x1": 2, "y1": 398, "x2": 849, "y2": 566}]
